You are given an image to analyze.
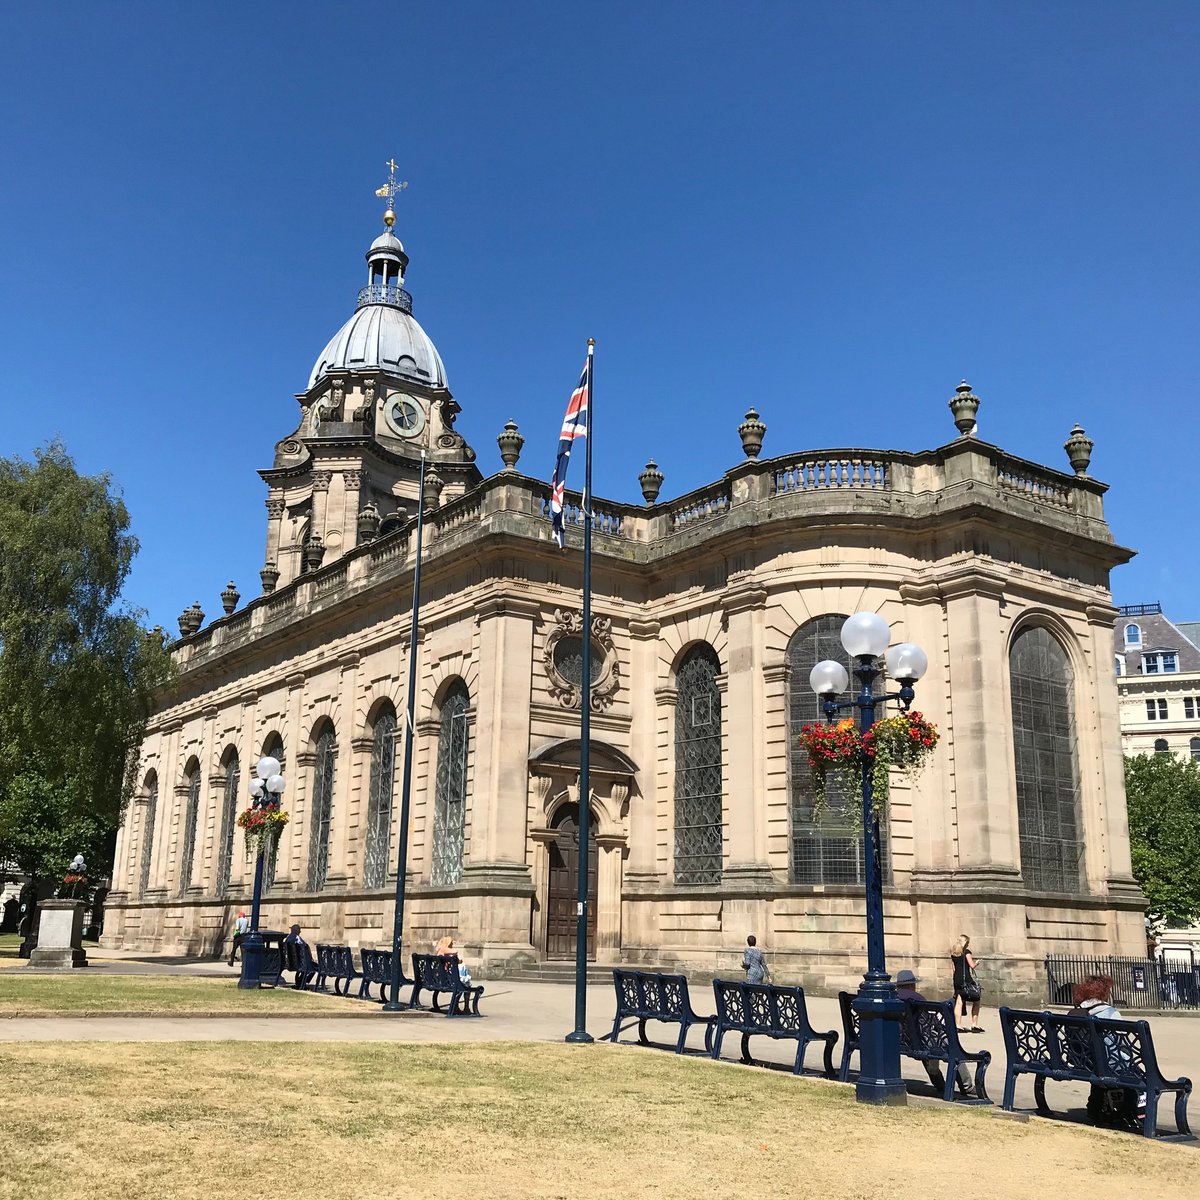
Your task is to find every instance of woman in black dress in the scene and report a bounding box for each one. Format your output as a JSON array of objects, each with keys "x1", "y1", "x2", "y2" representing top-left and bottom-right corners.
[{"x1": 950, "y1": 933, "x2": 983, "y2": 1032}]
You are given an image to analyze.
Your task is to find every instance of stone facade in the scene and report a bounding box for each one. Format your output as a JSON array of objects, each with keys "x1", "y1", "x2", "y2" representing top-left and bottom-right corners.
[{"x1": 103, "y1": 207, "x2": 1148, "y2": 1005}]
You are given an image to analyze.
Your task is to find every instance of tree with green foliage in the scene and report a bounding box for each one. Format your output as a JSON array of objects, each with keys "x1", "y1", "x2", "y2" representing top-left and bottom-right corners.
[
  {"x1": 1124, "y1": 752, "x2": 1200, "y2": 932},
  {"x1": 0, "y1": 441, "x2": 175, "y2": 897}
]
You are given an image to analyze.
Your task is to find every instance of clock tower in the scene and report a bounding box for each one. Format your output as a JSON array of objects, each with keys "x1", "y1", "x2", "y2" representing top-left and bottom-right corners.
[{"x1": 259, "y1": 171, "x2": 480, "y2": 589}]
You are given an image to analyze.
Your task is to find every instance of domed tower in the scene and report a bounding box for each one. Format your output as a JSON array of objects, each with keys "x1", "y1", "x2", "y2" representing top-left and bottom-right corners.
[{"x1": 259, "y1": 170, "x2": 479, "y2": 589}]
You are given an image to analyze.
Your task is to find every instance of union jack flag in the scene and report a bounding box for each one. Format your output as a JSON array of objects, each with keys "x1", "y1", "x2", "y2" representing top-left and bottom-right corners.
[{"x1": 549, "y1": 356, "x2": 590, "y2": 549}]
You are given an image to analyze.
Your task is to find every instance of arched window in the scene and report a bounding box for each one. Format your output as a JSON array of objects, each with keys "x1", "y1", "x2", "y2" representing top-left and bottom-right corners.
[
  {"x1": 363, "y1": 705, "x2": 397, "y2": 888},
  {"x1": 787, "y1": 616, "x2": 885, "y2": 885},
  {"x1": 261, "y1": 735, "x2": 285, "y2": 890},
  {"x1": 1009, "y1": 627, "x2": 1084, "y2": 893},
  {"x1": 1154, "y1": 738, "x2": 1170, "y2": 756},
  {"x1": 431, "y1": 682, "x2": 470, "y2": 886},
  {"x1": 178, "y1": 761, "x2": 202, "y2": 898},
  {"x1": 1124, "y1": 623, "x2": 1142, "y2": 646},
  {"x1": 673, "y1": 644, "x2": 723, "y2": 885},
  {"x1": 307, "y1": 723, "x2": 337, "y2": 892},
  {"x1": 139, "y1": 771, "x2": 158, "y2": 896},
  {"x1": 1114, "y1": 657, "x2": 1123, "y2": 677},
  {"x1": 1191, "y1": 738, "x2": 1200, "y2": 762},
  {"x1": 215, "y1": 748, "x2": 240, "y2": 899}
]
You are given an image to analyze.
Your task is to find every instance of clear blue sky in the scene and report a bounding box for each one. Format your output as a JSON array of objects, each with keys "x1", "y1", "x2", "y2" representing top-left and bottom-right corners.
[{"x1": 2, "y1": 3, "x2": 1197, "y2": 630}]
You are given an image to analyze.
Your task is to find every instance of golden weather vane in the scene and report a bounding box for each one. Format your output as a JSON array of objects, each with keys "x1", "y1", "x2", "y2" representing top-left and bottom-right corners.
[{"x1": 374, "y1": 159, "x2": 408, "y2": 227}]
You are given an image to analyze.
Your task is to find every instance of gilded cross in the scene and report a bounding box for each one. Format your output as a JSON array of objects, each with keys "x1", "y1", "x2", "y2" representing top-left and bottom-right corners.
[{"x1": 374, "y1": 158, "x2": 409, "y2": 205}]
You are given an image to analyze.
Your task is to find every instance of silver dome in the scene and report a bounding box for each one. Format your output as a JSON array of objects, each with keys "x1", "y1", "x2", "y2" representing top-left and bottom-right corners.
[{"x1": 308, "y1": 303, "x2": 447, "y2": 390}]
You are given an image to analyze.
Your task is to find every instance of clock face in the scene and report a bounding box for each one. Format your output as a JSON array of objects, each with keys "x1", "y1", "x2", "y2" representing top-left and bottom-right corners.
[{"x1": 382, "y1": 394, "x2": 426, "y2": 439}]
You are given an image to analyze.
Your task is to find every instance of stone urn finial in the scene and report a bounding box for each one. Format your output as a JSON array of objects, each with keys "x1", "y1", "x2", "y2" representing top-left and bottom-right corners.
[
  {"x1": 424, "y1": 467, "x2": 445, "y2": 511},
  {"x1": 949, "y1": 379, "x2": 981, "y2": 436},
  {"x1": 179, "y1": 601, "x2": 204, "y2": 636},
  {"x1": 357, "y1": 502, "x2": 381, "y2": 543},
  {"x1": 738, "y1": 408, "x2": 766, "y2": 459},
  {"x1": 220, "y1": 581, "x2": 240, "y2": 615},
  {"x1": 260, "y1": 562, "x2": 280, "y2": 594},
  {"x1": 638, "y1": 458, "x2": 664, "y2": 505},
  {"x1": 303, "y1": 535, "x2": 326, "y2": 573},
  {"x1": 1064, "y1": 424, "x2": 1094, "y2": 476},
  {"x1": 497, "y1": 418, "x2": 525, "y2": 471}
]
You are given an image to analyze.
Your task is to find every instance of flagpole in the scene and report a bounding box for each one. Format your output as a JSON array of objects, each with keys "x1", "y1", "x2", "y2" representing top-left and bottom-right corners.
[
  {"x1": 384, "y1": 448, "x2": 427, "y2": 1012},
  {"x1": 566, "y1": 338, "x2": 595, "y2": 1044}
]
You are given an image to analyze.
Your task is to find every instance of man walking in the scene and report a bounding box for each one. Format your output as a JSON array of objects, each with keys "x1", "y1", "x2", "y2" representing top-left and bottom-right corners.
[{"x1": 227, "y1": 911, "x2": 250, "y2": 966}]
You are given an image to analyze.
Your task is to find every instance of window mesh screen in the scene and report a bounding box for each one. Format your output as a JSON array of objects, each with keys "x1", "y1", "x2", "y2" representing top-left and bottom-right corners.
[
  {"x1": 261, "y1": 738, "x2": 284, "y2": 890},
  {"x1": 363, "y1": 709, "x2": 397, "y2": 887},
  {"x1": 673, "y1": 645, "x2": 723, "y2": 885},
  {"x1": 1010, "y1": 627, "x2": 1084, "y2": 893},
  {"x1": 139, "y1": 775, "x2": 157, "y2": 896},
  {"x1": 432, "y1": 684, "x2": 470, "y2": 886},
  {"x1": 215, "y1": 751, "x2": 239, "y2": 899},
  {"x1": 307, "y1": 727, "x2": 336, "y2": 892},
  {"x1": 787, "y1": 615, "x2": 889, "y2": 885},
  {"x1": 178, "y1": 768, "x2": 201, "y2": 897}
]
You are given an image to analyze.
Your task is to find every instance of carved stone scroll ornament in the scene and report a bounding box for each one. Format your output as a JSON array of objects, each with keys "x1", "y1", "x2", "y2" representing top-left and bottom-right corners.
[{"x1": 543, "y1": 608, "x2": 621, "y2": 711}]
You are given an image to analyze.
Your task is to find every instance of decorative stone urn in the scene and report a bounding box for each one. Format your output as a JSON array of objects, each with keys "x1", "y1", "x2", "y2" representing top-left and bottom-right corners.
[
  {"x1": 638, "y1": 459, "x2": 664, "y2": 504},
  {"x1": 178, "y1": 602, "x2": 204, "y2": 637},
  {"x1": 259, "y1": 563, "x2": 280, "y2": 594},
  {"x1": 424, "y1": 468, "x2": 445, "y2": 511},
  {"x1": 303, "y1": 535, "x2": 326, "y2": 573},
  {"x1": 357, "y1": 503, "x2": 381, "y2": 543},
  {"x1": 1063, "y1": 424, "x2": 1094, "y2": 476},
  {"x1": 948, "y1": 380, "x2": 981, "y2": 435},
  {"x1": 29, "y1": 900, "x2": 88, "y2": 969},
  {"x1": 738, "y1": 408, "x2": 766, "y2": 459},
  {"x1": 220, "y1": 580, "x2": 240, "y2": 615},
  {"x1": 497, "y1": 419, "x2": 525, "y2": 471}
]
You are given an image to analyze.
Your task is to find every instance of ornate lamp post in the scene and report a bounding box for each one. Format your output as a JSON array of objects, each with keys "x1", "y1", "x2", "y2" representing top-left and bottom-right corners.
[
  {"x1": 809, "y1": 612, "x2": 929, "y2": 1105},
  {"x1": 238, "y1": 755, "x2": 285, "y2": 990}
]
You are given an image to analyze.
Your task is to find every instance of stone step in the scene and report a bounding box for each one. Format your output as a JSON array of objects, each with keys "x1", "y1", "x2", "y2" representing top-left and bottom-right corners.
[{"x1": 496, "y1": 961, "x2": 619, "y2": 984}]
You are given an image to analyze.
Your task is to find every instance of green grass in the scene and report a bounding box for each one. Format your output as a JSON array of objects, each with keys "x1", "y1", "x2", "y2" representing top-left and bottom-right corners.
[
  {"x1": 0, "y1": 933, "x2": 20, "y2": 959},
  {"x1": 0, "y1": 1040, "x2": 1185, "y2": 1200},
  {"x1": 0, "y1": 972, "x2": 352, "y2": 1013}
]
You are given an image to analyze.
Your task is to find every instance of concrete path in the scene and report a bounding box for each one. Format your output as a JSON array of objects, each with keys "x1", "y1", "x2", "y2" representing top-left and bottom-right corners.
[{"x1": 3, "y1": 952, "x2": 1196, "y2": 1137}]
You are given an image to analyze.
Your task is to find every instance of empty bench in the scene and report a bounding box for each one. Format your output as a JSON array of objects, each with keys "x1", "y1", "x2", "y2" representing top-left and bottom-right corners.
[
  {"x1": 837, "y1": 992, "x2": 990, "y2": 1103},
  {"x1": 603, "y1": 969, "x2": 715, "y2": 1054},
  {"x1": 999, "y1": 1007, "x2": 1193, "y2": 1139},
  {"x1": 315, "y1": 943, "x2": 360, "y2": 996},
  {"x1": 358, "y1": 947, "x2": 415, "y2": 1005},
  {"x1": 711, "y1": 980, "x2": 838, "y2": 1077},
  {"x1": 411, "y1": 953, "x2": 484, "y2": 1016}
]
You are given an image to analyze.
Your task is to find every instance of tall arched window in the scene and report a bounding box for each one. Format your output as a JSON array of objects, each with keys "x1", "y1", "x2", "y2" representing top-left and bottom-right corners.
[
  {"x1": 431, "y1": 683, "x2": 470, "y2": 885},
  {"x1": 788, "y1": 616, "x2": 885, "y2": 885},
  {"x1": 363, "y1": 705, "x2": 397, "y2": 888},
  {"x1": 139, "y1": 771, "x2": 158, "y2": 896},
  {"x1": 1010, "y1": 626, "x2": 1084, "y2": 893},
  {"x1": 1191, "y1": 738, "x2": 1200, "y2": 762},
  {"x1": 215, "y1": 748, "x2": 240, "y2": 898},
  {"x1": 1154, "y1": 738, "x2": 1170, "y2": 756},
  {"x1": 178, "y1": 762, "x2": 202, "y2": 898},
  {"x1": 307, "y1": 723, "x2": 337, "y2": 892},
  {"x1": 261, "y1": 735, "x2": 285, "y2": 890},
  {"x1": 673, "y1": 644, "x2": 723, "y2": 885}
]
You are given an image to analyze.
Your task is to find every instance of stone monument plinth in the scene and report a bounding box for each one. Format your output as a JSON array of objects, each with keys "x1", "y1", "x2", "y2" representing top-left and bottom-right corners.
[{"x1": 29, "y1": 899, "x2": 88, "y2": 969}]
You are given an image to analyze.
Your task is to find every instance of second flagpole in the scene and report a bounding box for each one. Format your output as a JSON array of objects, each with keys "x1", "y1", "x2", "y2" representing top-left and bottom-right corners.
[{"x1": 565, "y1": 338, "x2": 595, "y2": 1044}]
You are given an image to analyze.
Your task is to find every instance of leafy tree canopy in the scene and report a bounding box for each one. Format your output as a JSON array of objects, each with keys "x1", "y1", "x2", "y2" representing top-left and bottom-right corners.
[
  {"x1": 0, "y1": 441, "x2": 175, "y2": 881},
  {"x1": 1125, "y1": 752, "x2": 1200, "y2": 931}
]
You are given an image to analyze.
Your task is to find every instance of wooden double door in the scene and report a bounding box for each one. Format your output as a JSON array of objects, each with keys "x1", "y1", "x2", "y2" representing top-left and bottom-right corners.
[{"x1": 546, "y1": 803, "x2": 598, "y2": 960}]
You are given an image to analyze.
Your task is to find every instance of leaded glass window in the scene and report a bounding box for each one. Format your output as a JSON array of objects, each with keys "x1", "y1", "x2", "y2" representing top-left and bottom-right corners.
[
  {"x1": 673, "y1": 645, "x2": 723, "y2": 885},
  {"x1": 431, "y1": 683, "x2": 470, "y2": 886},
  {"x1": 787, "y1": 615, "x2": 888, "y2": 885},
  {"x1": 139, "y1": 773, "x2": 157, "y2": 896},
  {"x1": 1010, "y1": 626, "x2": 1084, "y2": 893},
  {"x1": 262, "y1": 737, "x2": 284, "y2": 890},
  {"x1": 215, "y1": 750, "x2": 239, "y2": 899},
  {"x1": 307, "y1": 725, "x2": 336, "y2": 892},
  {"x1": 178, "y1": 765, "x2": 201, "y2": 897},
  {"x1": 363, "y1": 708, "x2": 397, "y2": 888}
]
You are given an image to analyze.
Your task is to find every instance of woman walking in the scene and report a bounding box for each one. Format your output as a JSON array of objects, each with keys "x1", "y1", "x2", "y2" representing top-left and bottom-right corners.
[
  {"x1": 743, "y1": 935, "x2": 772, "y2": 984},
  {"x1": 950, "y1": 933, "x2": 983, "y2": 1032}
]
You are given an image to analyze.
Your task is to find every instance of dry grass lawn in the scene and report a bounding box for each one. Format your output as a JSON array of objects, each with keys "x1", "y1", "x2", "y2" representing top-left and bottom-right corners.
[
  {"x1": 0, "y1": 1040, "x2": 1188, "y2": 1200},
  {"x1": 0, "y1": 973, "x2": 350, "y2": 1013}
]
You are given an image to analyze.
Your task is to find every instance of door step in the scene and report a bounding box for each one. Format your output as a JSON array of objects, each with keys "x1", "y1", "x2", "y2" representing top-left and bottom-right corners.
[{"x1": 496, "y1": 961, "x2": 618, "y2": 984}]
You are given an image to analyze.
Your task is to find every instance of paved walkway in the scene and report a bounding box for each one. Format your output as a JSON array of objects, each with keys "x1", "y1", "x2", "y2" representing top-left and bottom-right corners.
[{"x1": 3, "y1": 949, "x2": 1196, "y2": 1136}]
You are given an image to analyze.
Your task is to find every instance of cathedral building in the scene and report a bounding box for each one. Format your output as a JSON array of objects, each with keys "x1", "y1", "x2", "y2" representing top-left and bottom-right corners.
[{"x1": 103, "y1": 190, "x2": 1147, "y2": 1001}]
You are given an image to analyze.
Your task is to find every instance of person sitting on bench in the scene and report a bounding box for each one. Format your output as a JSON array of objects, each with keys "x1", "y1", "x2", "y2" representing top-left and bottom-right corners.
[
  {"x1": 285, "y1": 924, "x2": 317, "y2": 989},
  {"x1": 896, "y1": 969, "x2": 974, "y2": 1096}
]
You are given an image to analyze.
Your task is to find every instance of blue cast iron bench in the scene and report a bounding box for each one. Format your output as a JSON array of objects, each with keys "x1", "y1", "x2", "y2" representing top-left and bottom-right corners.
[
  {"x1": 602, "y1": 969, "x2": 715, "y2": 1053},
  {"x1": 358, "y1": 947, "x2": 415, "y2": 1004},
  {"x1": 314, "y1": 943, "x2": 360, "y2": 996},
  {"x1": 999, "y1": 1007, "x2": 1193, "y2": 1139},
  {"x1": 411, "y1": 952, "x2": 484, "y2": 1016},
  {"x1": 711, "y1": 979, "x2": 838, "y2": 1077},
  {"x1": 837, "y1": 992, "x2": 991, "y2": 1103}
]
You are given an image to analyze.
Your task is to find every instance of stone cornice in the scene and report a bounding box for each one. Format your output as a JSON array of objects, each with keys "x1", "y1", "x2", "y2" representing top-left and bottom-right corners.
[
  {"x1": 720, "y1": 582, "x2": 769, "y2": 616},
  {"x1": 474, "y1": 595, "x2": 542, "y2": 623}
]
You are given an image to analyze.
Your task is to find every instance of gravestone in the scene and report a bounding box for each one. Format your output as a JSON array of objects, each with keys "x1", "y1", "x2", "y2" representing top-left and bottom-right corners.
[{"x1": 29, "y1": 900, "x2": 89, "y2": 969}]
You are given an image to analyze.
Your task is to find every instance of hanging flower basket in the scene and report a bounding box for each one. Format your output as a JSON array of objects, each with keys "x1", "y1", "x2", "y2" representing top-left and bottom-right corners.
[
  {"x1": 798, "y1": 711, "x2": 939, "y2": 824},
  {"x1": 237, "y1": 801, "x2": 289, "y2": 859},
  {"x1": 59, "y1": 873, "x2": 90, "y2": 900}
]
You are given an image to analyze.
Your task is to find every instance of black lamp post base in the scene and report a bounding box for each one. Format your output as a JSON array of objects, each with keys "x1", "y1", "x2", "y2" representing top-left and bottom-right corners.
[
  {"x1": 852, "y1": 978, "x2": 908, "y2": 1106},
  {"x1": 381, "y1": 1000, "x2": 410, "y2": 1013},
  {"x1": 237, "y1": 932, "x2": 265, "y2": 990},
  {"x1": 565, "y1": 1030, "x2": 594, "y2": 1044}
]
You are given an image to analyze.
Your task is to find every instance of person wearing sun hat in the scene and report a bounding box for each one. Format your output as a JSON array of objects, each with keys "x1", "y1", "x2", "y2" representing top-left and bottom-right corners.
[{"x1": 895, "y1": 968, "x2": 974, "y2": 1096}]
